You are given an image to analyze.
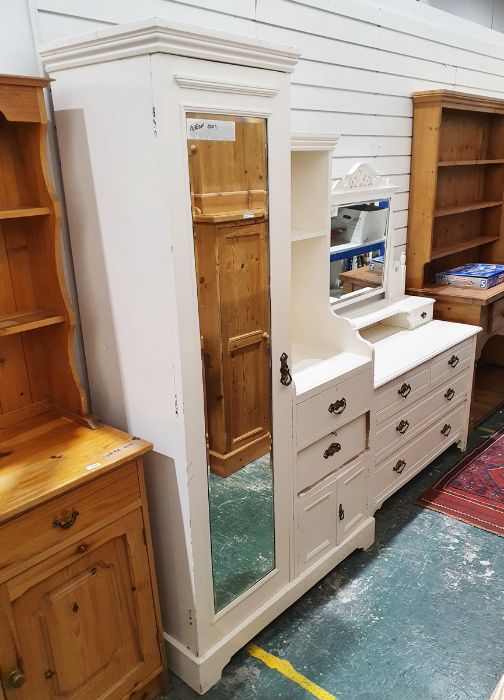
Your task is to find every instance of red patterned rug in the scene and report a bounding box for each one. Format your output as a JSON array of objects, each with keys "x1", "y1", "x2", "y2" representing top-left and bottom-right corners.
[{"x1": 416, "y1": 426, "x2": 504, "y2": 536}]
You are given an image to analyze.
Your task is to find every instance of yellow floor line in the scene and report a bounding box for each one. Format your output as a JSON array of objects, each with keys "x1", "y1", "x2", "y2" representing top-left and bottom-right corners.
[{"x1": 247, "y1": 643, "x2": 337, "y2": 700}]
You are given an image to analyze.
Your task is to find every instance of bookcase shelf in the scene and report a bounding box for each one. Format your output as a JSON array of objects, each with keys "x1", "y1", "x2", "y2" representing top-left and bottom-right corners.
[
  {"x1": 438, "y1": 159, "x2": 504, "y2": 167},
  {"x1": 0, "y1": 74, "x2": 88, "y2": 427},
  {"x1": 0, "y1": 310, "x2": 65, "y2": 336},
  {"x1": 0, "y1": 207, "x2": 51, "y2": 220},
  {"x1": 433, "y1": 200, "x2": 502, "y2": 218},
  {"x1": 431, "y1": 235, "x2": 499, "y2": 260}
]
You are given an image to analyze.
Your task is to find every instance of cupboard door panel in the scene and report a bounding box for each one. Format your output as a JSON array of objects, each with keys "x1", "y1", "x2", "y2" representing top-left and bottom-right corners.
[
  {"x1": 336, "y1": 458, "x2": 368, "y2": 544},
  {"x1": 1, "y1": 511, "x2": 160, "y2": 700},
  {"x1": 296, "y1": 479, "x2": 337, "y2": 575}
]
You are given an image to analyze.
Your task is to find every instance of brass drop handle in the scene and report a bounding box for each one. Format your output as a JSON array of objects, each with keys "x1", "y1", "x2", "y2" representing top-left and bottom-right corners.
[
  {"x1": 396, "y1": 419, "x2": 410, "y2": 434},
  {"x1": 279, "y1": 353, "x2": 292, "y2": 386},
  {"x1": 323, "y1": 442, "x2": 341, "y2": 459},
  {"x1": 52, "y1": 508, "x2": 79, "y2": 530},
  {"x1": 398, "y1": 383, "x2": 411, "y2": 398},
  {"x1": 448, "y1": 355, "x2": 459, "y2": 368},
  {"x1": 441, "y1": 423, "x2": 452, "y2": 436},
  {"x1": 444, "y1": 388, "x2": 455, "y2": 401},
  {"x1": 339, "y1": 504, "x2": 345, "y2": 520},
  {"x1": 393, "y1": 459, "x2": 406, "y2": 474},
  {"x1": 7, "y1": 668, "x2": 25, "y2": 688},
  {"x1": 328, "y1": 398, "x2": 347, "y2": 415}
]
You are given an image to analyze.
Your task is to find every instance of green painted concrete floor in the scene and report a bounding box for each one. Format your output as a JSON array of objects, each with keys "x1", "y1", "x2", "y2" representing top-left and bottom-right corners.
[{"x1": 163, "y1": 408, "x2": 504, "y2": 700}]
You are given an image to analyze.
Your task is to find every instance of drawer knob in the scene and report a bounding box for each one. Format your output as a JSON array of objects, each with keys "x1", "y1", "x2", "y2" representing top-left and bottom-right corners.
[
  {"x1": 7, "y1": 669, "x2": 25, "y2": 688},
  {"x1": 448, "y1": 355, "x2": 459, "y2": 368},
  {"x1": 339, "y1": 504, "x2": 345, "y2": 520},
  {"x1": 444, "y1": 388, "x2": 455, "y2": 401},
  {"x1": 52, "y1": 508, "x2": 79, "y2": 530},
  {"x1": 396, "y1": 419, "x2": 410, "y2": 434},
  {"x1": 76, "y1": 543, "x2": 88, "y2": 554},
  {"x1": 421, "y1": 311, "x2": 427, "y2": 319},
  {"x1": 323, "y1": 442, "x2": 342, "y2": 459},
  {"x1": 441, "y1": 423, "x2": 452, "y2": 436},
  {"x1": 328, "y1": 397, "x2": 347, "y2": 415},
  {"x1": 279, "y1": 352, "x2": 292, "y2": 386},
  {"x1": 393, "y1": 459, "x2": 406, "y2": 474},
  {"x1": 398, "y1": 383, "x2": 411, "y2": 398}
]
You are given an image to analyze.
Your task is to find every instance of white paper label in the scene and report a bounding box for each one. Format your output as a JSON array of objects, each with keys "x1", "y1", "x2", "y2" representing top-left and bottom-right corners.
[
  {"x1": 85, "y1": 462, "x2": 101, "y2": 471},
  {"x1": 187, "y1": 119, "x2": 235, "y2": 141}
]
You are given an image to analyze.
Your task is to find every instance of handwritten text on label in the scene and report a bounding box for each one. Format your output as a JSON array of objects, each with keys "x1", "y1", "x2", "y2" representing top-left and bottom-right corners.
[{"x1": 187, "y1": 119, "x2": 236, "y2": 142}]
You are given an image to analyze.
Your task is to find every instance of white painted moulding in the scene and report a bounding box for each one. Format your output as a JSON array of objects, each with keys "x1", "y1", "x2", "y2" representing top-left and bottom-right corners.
[
  {"x1": 291, "y1": 132, "x2": 341, "y2": 151},
  {"x1": 39, "y1": 16, "x2": 301, "y2": 73}
]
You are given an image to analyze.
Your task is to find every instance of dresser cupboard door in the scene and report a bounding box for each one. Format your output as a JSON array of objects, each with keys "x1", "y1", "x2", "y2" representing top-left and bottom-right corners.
[
  {"x1": 336, "y1": 459, "x2": 367, "y2": 545},
  {"x1": 0, "y1": 510, "x2": 161, "y2": 700}
]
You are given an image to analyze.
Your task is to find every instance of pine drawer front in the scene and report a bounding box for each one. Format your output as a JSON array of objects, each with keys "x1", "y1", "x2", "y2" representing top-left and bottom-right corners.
[
  {"x1": 296, "y1": 474, "x2": 338, "y2": 574},
  {"x1": 376, "y1": 369, "x2": 470, "y2": 460},
  {"x1": 0, "y1": 462, "x2": 141, "y2": 581},
  {"x1": 296, "y1": 369, "x2": 372, "y2": 450},
  {"x1": 376, "y1": 364, "x2": 430, "y2": 424},
  {"x1": 430, "y1": 340, "x2": 473, "y2": 383},
  {"x1": 373, "y1": 402, "x2": 467, "y2": 508},
  {"x1": 336, "y1": 458, "x2": 368, "y2": 545},
  {"x1": 297, "y1": 414, "x2": 367, "y2": 492},
  {"x1": 489, "y1": 297, "x2": 504, "y2": 334}
]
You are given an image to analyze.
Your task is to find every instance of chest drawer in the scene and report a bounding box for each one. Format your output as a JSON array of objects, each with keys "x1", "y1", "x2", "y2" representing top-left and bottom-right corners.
[
  {"x1": 376, "y1": 369, "x2": 470, "y2": 459},
  {"x1": 297, "y1": 414, "x2": 367, "y2": 492},
  {"x1": 373, "y1": 402, "x2": 467, "y2": 508},
  {"x1": 376, "y1": 364, "x2": 430, "y2": 424},
  {"x1": 430, "y1": 339, "x2": 473, "y2": 382},
  {"x1": 0, "y1": 461, "x2": 140, "y2": 580},
  {"x1": 489, "y1": 297, "x2": 504, "y2": 334},
  {"x1": 296, "y1": 368, "x2": 372, "y2": 449}
]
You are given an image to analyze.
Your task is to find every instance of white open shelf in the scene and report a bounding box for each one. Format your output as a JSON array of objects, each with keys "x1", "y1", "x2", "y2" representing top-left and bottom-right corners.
[
  {"x1": 291, "y1": 230, "x2": 327, "y2": 242},
  {"x1": 292, "y1": 342, "x2": 370, "y2": 400}
]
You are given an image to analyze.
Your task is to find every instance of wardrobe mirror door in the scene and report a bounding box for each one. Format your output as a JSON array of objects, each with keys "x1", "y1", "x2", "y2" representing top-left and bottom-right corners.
[
  {"x1": 186, "y1": 113, "x2": 275, "y2": 612},
  {"x1": 330, "y1": 198, "x2": 390, "y2": 304}
]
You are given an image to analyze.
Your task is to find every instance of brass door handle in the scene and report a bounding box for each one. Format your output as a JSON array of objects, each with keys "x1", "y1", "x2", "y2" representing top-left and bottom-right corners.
[
  {"x1": 323, "y1": 442, "x2": 342, "y2": 459},
  {"x1": 444, "y1": 388, "x2": 455, "y2": 401},
  {"x1": 396, "y1": 419, "x2": 410, "y2": 434},
  {"x1": 448, "y1": 355, "x2": 459, "y2": 368},
  {"x1": 279, "y1": 353, "x2": 292, "y2": 386},
  {"x1": 328, "y1": 398, "x2": 346, "y2": 415},
  {"x1": 7, "y1": 668, "x2": 25, "y2": 688},
  {"x1": 398, "y1": 383, "x2": 411, "y2": 398},
  {"x1": 52, "y1": 509, "x2": 79, "y2": 530},
  {"x1": 393, "y1": 459, "x2": 406, "y2": 474}
]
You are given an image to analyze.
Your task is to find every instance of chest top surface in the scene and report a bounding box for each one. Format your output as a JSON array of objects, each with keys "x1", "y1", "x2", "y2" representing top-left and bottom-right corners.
[{"x1": 0, "y1": 412, "x2": 151, "y2": 524}]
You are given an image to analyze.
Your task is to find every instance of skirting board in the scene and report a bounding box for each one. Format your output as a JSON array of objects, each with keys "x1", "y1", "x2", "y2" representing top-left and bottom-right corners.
[{"x1": 164, "y1": 516, "x2": 375, "y2": 694}]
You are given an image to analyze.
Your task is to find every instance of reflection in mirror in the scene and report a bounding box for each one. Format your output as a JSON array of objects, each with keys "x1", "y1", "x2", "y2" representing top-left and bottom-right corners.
[
  {"x1": 186, "y1": 112, "x2": 275, "y2": 612},
  {"x1": 330, "y1": 199, "x2": 390, "y2": 304}
]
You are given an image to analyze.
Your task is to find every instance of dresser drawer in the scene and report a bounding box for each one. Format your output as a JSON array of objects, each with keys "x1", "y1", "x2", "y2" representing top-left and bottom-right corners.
[
  {"x1": 489, "y1": 297, "x2": 504, "y2": 334},
  {"x1": 373, "y1": 402, "x2": 467, "y2": 509},
  {"x1": 297, "y1": 414, "x2": 367, "y2": 492},
  {"x1": 376, "y1": 364, "x2": 430, "y2": 424},
  {"x1": 296, "y1": 368, "x2": 372, "y2": 449},
  {"x1": 376, "y1": 369, "x2": 470, "y2": 459},
  {"x1": 430, "y1": 339, "x2": 473, "y2": 382},
  {"x1": 0, "y1": 462, "x2": 141, "y2": 579}
]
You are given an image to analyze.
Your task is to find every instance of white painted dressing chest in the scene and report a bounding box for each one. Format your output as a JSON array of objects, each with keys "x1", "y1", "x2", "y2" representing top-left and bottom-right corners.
[{"x1": 41, "y1": 19, "x2": 479, "y2": 695}]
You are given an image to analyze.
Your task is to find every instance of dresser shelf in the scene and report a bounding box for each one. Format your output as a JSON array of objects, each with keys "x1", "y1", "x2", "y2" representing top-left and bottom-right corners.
[{"x1": 431, "y1": 234, "x2": 499, "y2": 259}]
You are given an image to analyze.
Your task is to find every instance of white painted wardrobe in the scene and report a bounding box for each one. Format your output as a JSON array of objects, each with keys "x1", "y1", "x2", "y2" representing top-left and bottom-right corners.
[{"x1": 41, "y1": 17, "x2": 480, "y2": 694}]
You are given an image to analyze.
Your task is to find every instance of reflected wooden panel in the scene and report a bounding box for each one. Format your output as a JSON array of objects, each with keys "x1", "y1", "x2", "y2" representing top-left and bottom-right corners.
[{"x1": 189, "y1": 116, "x2": 271, "y2": 477}]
